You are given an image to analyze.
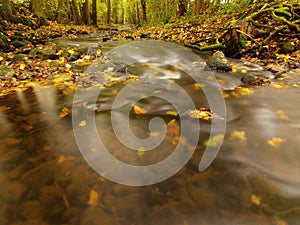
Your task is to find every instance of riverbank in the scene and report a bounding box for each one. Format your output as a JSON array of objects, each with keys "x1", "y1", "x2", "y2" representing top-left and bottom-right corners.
[{"x1": 0, "y1": 2, "x2": 299, "y2": 96}]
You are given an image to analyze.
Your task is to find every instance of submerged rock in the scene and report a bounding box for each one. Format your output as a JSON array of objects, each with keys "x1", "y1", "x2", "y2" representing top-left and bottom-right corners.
[{"x1": 206, "y1": 51, "x2": 232, "y2": 72}]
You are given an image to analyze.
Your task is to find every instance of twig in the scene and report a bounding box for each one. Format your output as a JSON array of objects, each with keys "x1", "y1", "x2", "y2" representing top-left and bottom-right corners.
[
  {"x1": 54, "y1": 180, "x2": 71, "y2": 210},
  {"x1": 236, "y1": 29, "x2": 260, "y2": 45},
  {"x1": 262, "y1": 25, "x2": 285, "y2": 45}
]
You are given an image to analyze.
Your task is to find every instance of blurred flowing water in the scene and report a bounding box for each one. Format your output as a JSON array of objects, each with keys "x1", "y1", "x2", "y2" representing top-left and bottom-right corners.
[{"x1": 0, "y1": 39, "x2": 300, "y2": 225}]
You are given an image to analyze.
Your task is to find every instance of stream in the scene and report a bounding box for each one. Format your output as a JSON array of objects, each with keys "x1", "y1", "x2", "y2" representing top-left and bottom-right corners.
[{"x1": 0, "y1": 36, "x2": 300, "y2": 225}]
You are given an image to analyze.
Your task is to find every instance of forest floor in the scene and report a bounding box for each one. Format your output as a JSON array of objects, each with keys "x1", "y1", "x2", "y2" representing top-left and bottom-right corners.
[{"x1": 0, "y1": 2, "x2": 299, "y2": 95}]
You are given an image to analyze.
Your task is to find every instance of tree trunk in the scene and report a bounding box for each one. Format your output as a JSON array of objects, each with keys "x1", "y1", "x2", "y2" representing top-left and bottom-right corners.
[
  {"x1": 107, "y1": 0, "x2": 111, "y2": 24},
  {"x1": 82, "y1": 0, "x2": 90, "y2": 25},
  {"x1": 177, "y1": 0, "x2": 187, "y2": 17},
  {"x1": 56, "y1": 0, "x2": 69, "y2": 22},
  {"x1": 91, "y1": 0, "x2": 97, "y2": 26},
  {"x1": 136, "y1": 0, "x2": 140, "y2": 24},
  {"x1": 30, "y1": 0, "x2": 48, "y2": 18},
  {"x1": 70, "y1": 0, "x2": 82, "y2": 25},
  {"x1": 140, "y1": 0, "x2": 147, "y2": 22},
  {"x1": 0, "y1": 0, "x2": 16, "y2": 22}
]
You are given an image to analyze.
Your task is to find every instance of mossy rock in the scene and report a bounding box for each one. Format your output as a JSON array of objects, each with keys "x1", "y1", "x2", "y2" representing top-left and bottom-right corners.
[
  {"x1": 19, "y1": 16, "x2": 34, "y2": 28},
  {"x1": 12, "y1": 40, "x2": 26, "y2": 48},
  {"x1": 281, "y1": 42, "x2": 295, "y2": 53},
  {"x1": 29, "y1": 48, "x2": 58, "y2": 60},
  {"x1": 206, "y1": 51, "x2": 232, "y2": 72}
]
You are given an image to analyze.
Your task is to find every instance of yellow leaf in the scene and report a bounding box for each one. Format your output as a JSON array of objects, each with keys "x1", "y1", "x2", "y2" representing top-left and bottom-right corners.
[
  {"x1": 251, "y1": 194, "x2": 261, "y2": 205},
  {"x1": 276, "y1": 109, "x2": 288, "y2": 120},
  {"x1": 166, "y1": 111, "x2": 178, "y2": 116},
  {"x1": 137, "y1": 147, "x2": 145, "y2": 156},
  {"x1": 67, "y1": 49, "x2": 75, "y2": 55},
  {"x1": 230, "y1": 130, "x2": 247, "y2": 143},
  {"x1": 0, "y1": 56, "x2": 4, "y2": 61},
  {"x1": 133, "y1": 105, "x2": 147, "y2": 115},
  {"x1": 59, "y1": 107, "x2": 69, "y2": 118},
  {"x1": 88, "y1": 190, "x2": 99, "y2": 206},
  {"x1": 189, "y1": 107, "x2": 213, "y2": 120},
  {"x1": 233, "y1": 87, "x2": 254, "y2": 97},
  {"x1": 267, "y1": 137, "x2": 286, "y2": 148},
  {"x1": 193, "y1": 83, "x2": 202, "y2": 90},
  {"x1": 204, "y1": 134, "x2": 224, "y2": 147},
  {"x1": 57, "y1": 155, "x2": 75, "y2": 163},
  {"x1": 20, "y1": 63, "x2": 26, "y2": 70},
  {"x1": 79, "y1": 120, "x2": 87, "y2": 127}
]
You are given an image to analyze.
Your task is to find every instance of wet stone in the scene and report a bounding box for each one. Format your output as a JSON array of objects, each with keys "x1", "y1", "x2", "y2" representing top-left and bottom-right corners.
[
  {"x1": 80, "y1": 207, "x2": 116, "y2": 225},
  {"x1": 102, "y1": 193, "x2": 147, "y2": 221},
  {"x1": 66, "y1": 182, "x2": 90, "y2": 207},
  {"x1": 39, "y1": 185, "x2": 63, "y2": 206},
  {"x1": 0, "y1": 149, "x2": 28, "y2": 170},
  {"x1": 0, "y1": 181, "x2": 28, "y2": 203},
  {"x1": 20, "y1": 162, "x2": 57, "y2": 193},
  {"x1": 206, "y1": 51, "x2": 232, "y2": 72},
  {"x1": 18, "y1": 201, "x2": 47, "y2": 220}
]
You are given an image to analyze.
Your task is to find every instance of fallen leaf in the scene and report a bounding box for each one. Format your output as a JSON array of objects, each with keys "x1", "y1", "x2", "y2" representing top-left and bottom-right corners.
[
  {"x1": 57, "y1": 155, "x2": 75, "y2": 163},
  {"x1": 67, "y1": 49, "x2": 75, "y2": 55},
  {"x1": 20, "y1": 63, "x2": 26, "y2": 70},
  {"x1": 133, "y1": 105, "x2": 147, "y2": 115},
  {"x1": 166, "y1": 111, "x2": 178, "y2": 116},
  {"x1": 251, "y1": 194, "x2": 261, "y2": 205},
  {"x1": 88, "y1": 190, "x2": 99, "y2": 206},
  {"x1": 276, "y1": 109, "x2": 288, "y2": 120},
  {"x1": 59, "y1": 107, "x2": 69, "y2": 118},
  {"x1": 79, "y1": 120, "x2": 87, "y2": 127},
  {"x1": 267, "y1": 137, "x2": 286, "y2": 148},
  {"x1": 230, "y1": 130, "x2": 247, "y2": 143},
  {"x1": 189, "y1": 107, "x2": 213, "y2": 120},
  {"x1": 204, "y1": 134, "x2": 224, "y2": 147},
  {"x1": 137, "y1": 147, "x2": 145, "y2": 156}
]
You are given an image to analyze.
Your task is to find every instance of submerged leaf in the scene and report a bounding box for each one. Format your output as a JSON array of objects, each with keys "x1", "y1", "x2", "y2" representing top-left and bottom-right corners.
[
  {"x1": 251, "y1": 194, "x2": 261, "y2": 206},
  {"x1": 267, "y1": 137, "x2": 286, "y2": 148},
  {"x1": 79, "y1": 120, "x2": 87, "y2": 127},
  {"x1": 133, "y1": 105, "x2": 147, "y2": 115},
  {"x1": 204, "y1": 134, "x2": 224, "y2": 147},
  {"x1": 59, "y1": 107, "x2": 69, "y2": 118},
  {"x1": 88, "y1": 190, "x2": 99, "y2": 206},
  {"x1": 229, "y1": 130, "x2": 247, "y2": 143},
  {"x1": 277, "y1": 109, "x2": 289, "y2": 120}
]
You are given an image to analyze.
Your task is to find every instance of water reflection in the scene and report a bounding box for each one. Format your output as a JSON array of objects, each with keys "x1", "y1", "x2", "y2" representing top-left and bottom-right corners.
[{"x1": 0, "y1": 48, "x2": 300, "y2": 225}]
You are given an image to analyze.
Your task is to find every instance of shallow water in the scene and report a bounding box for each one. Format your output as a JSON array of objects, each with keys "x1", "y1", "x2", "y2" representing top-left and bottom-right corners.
[{"x1": 0, "y1": 39, "x2": 300, "y2": 225}]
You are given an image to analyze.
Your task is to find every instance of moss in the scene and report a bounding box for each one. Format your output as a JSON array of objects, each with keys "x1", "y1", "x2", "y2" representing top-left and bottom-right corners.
[
  {"x1": 0, "y1": 33, "x2": 8, "y2": 43},
  {"x1": 240, "y1": 34, "x2": 248, "y2": 48}
]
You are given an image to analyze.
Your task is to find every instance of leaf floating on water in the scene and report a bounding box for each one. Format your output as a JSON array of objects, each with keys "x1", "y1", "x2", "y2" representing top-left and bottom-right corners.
[
  {"x1": 137, "y1": 147, "x2": 145, "y2": 156},
  {"x1": 189, "y1": 107, "x2": 214, "y2": 120},
  {"x1": 79, "y1": 120, "x2": 87, "y2": 127},
  {"x1": 251, "y1": 194, "x2": 261, "y2": 206},
  {"x1": 229, "y1": 130, "x2": 247, "y2": 143},
  {"x1": 133, "y1": 105, "x2": 147, "y2": 115},
  {"x1": 166, "y1": 111, "x2": 178, "y2": 116},
  {"x1": 59, "y1": 107, "x2": 69, "y2": 118},
  {"x1": 233, "y1": 87, "x2": 254, "y2": 97},
  {"x1": 267, "y1": 137, "x2": 286, "y2": 148},
  {"x1": 88, "y1": 190, "x2": 99, "y2": 206},
  {"x1": 276, "y1": 109, "x2": 289, "y2": 120},
  {"x1": 204, "y1": 134, "x2": 224, "y2": 147}
]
